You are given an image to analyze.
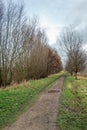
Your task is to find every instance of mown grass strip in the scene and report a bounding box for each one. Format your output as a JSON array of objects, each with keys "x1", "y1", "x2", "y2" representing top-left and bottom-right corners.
[
  {"x1": 0, "y1": 72, "x2": 64, "y2": 129},
  {"x1": 57, "y1": 76, "x2": 87, "y2": 130}
]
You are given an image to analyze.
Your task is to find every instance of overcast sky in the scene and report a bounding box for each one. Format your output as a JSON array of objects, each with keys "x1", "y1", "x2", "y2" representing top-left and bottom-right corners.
[{"x1": 4, "y1": 0, "x2": 87, "y2": 49}]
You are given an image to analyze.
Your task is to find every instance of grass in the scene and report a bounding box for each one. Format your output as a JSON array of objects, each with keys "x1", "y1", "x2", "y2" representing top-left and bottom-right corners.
[
  {"x1": 57, "y1": 75, "x2": 87, "y2": 130},
  {"x1": 0, "y1": 72, "x2": 64, "y2": 129}
]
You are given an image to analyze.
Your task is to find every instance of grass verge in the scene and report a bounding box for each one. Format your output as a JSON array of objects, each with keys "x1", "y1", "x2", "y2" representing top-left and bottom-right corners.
[
  {"x1": 0, "y1": 72, "x2": 64, "y2": 129},
  {"x1": 57, "y1": 76, "x2": 87, "y2": 130}
]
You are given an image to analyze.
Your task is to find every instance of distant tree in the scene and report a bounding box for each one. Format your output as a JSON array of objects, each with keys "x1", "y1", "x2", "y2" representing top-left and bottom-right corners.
[
  {"x1": 47, "y1": 48, "x2": 62, "y2": 75},
  {"x1": 66, "y1": 50, "x2": 86, "y2": 78},
  {"x1": 59, "y1": 27, "x2": 87, "y2": 79}
]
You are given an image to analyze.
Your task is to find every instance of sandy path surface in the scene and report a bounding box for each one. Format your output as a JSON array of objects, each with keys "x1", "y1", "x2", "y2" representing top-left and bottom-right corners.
[{"x1": 4, "y1": 77, "x2": 65, "y2": 130}]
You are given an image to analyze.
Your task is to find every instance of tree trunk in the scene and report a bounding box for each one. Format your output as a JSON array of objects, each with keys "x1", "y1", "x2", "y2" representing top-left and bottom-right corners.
[{"x1": 75, "y1": 72, "x2": 77, "y2": 80}]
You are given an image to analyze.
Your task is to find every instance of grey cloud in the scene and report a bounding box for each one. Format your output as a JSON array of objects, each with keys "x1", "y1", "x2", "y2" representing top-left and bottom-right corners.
[{"x1": 65, "y1": 0, "x2": 87, "y2": 44}]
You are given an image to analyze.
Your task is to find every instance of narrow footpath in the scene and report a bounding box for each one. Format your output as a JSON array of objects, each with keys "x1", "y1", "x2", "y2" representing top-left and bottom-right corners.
[{"x1": 4, "y1": 77, "x2": 65, "y2": 130}]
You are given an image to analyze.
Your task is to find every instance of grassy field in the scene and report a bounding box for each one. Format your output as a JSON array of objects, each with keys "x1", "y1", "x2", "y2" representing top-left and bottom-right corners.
[
  {"x1": 0, "y1": 72, "x2": 64, "y2": 129},
  {"x1": 57, "y1": 76, "x2": 87, "y2": 130}
]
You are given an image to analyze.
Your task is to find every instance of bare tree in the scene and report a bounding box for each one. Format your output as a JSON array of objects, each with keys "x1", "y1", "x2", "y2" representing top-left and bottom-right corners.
[
  {"x1": 58, "y1": 27, "x2": 87, "y2": 79},
  {"x1": 25, "y1": 28, "x2": 48, "y2": 80},
  {"x1": 66, "y1": 49, "x2": 86, "y2": 78},
  {"x1": 0, "y1": 0, "x2": 4, "y2": 86},
  {"x1": 0, "y1": 1, "x2": 26, "y2": 86}
]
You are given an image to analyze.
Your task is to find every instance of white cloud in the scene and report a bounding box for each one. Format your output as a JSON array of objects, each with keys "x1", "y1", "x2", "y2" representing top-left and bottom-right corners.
[
  {"x1": 46, "y1": 27, "x2": 59, "y2": 45},
  {"x1": 75, "y1": 22, "x2": 87, "y2": 31},
  {"x1": 40, "y1": 16, "x2": 62, "y2": 45},
  {"x1": 83, "y1": 44, "x2": 87, "y2": 51}
]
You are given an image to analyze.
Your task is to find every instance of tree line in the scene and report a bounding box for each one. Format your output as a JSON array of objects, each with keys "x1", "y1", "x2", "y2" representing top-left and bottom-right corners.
[{"x1": 0, "y1": 1, "x2": 62, "y2": 87}]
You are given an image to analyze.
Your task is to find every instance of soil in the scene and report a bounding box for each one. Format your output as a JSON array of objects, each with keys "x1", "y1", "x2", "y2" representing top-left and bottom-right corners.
[{"x1": 4, "y1": 77, "x2": 65, "y2": 130}]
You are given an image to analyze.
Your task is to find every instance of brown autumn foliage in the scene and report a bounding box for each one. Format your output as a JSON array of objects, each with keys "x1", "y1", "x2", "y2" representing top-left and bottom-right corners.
[{"x1": 47, "y1": 48, "x2": 62, "y2": 75}]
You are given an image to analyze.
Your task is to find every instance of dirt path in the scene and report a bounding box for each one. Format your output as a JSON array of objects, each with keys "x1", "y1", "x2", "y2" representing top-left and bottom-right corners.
[{"x1": 4, "y1": 77, "x2": 65, "y2": 130}]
